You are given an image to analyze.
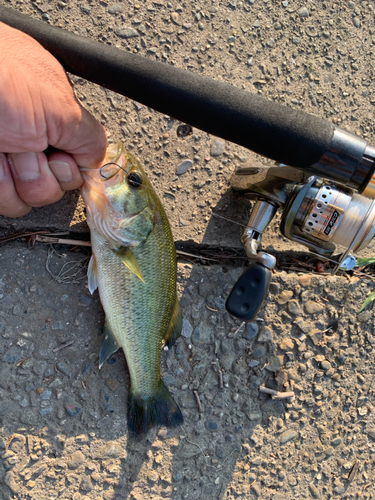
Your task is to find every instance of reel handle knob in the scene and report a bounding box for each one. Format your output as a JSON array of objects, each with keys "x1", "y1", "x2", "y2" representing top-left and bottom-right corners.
[{"x1": 225, "y1": 253, "x2": 275, "y2": 322}]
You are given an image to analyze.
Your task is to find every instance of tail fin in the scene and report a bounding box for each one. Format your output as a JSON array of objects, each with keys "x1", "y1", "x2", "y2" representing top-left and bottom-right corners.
[{"x1": 127, "y1": 381, "x2": 183, "y2": 436}]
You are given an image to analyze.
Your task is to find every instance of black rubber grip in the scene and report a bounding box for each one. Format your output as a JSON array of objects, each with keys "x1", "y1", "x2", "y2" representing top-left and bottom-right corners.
[
  {"x1": 0, "y1": 6, "x2": 334, "y2": 168},
  {"x1": 225, "y1": 263, "x2": 271, "y2": 321}
]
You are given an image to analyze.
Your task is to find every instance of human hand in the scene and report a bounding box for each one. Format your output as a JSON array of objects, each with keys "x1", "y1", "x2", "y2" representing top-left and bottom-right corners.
[{"x1": 0, "y1": 22, "x2": 107, "y2": 218}]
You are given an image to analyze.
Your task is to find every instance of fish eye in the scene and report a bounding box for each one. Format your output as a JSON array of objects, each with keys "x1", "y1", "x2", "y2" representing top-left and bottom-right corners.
[{"x1": 127, "y1": 172, "x2": 142, "y2": 189}]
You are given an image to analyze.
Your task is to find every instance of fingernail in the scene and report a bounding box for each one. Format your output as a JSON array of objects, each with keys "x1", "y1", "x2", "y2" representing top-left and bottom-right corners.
[
  {"x1": 0, "y1": 155, "x2": 7, "y2": 181},
  {"x1": 10, "y1": 152, "x2": 41, "y2": 181},
  {"x1": 48, "y1": 161, "x2": 73, "y2": 183}
]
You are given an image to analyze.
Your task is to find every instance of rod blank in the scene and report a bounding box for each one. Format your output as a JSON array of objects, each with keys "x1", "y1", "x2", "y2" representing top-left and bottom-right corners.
[{"x1": 0, "y1": 6, "x2": 334, "y2": 168}]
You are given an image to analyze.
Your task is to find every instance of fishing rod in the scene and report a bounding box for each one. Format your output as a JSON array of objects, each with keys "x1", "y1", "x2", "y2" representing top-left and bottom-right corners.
[
  {"x1": 2, "y1": 5, "x2": 375, "y2": 321},
  {"x1": 1, "y1": 5, "x2": 374, "y2": 195}
]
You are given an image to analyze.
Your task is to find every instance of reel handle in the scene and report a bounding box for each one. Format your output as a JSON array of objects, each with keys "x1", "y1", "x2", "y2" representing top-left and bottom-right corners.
[{"x1": 225, "y1": 262, "x2": 272, "y2": 322}]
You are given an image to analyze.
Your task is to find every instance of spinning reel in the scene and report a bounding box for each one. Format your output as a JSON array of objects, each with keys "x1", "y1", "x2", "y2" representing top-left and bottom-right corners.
[{"x1": 226, "y1": 129, "x2": 375, "y2": 322}]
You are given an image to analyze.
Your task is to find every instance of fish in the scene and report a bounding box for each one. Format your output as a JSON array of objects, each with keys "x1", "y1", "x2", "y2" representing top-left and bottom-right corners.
[{"x1": 81, "y1": 142, "x2": 183, "y2": 436}]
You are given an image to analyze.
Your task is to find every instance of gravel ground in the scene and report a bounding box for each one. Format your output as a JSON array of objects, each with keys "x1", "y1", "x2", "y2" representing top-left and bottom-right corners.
[
  {"x1": 2, "y1": 0, "x2": 375, "y2": 499},
  {"x1": 1, "y1": 242, "x2": 375, "y2": 500}
]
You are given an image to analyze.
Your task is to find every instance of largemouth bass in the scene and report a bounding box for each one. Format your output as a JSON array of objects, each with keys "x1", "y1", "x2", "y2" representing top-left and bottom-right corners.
[{"x1": 81, "y1": 142, "x2": 183, "y2": 436}]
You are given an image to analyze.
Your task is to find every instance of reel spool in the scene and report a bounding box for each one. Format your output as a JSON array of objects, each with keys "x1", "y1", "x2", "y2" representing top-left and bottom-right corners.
[{"x1": 281, "y1": 178, "x2": 375, "y2": 258}]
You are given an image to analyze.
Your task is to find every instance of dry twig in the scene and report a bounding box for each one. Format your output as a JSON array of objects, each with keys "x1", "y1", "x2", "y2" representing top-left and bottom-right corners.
[
  {"x1": 35, "y1": 234, "x2": 91, "y2": 246},
  {"x1": 259, "y1": 386, "x2": 294, "y2": 399},
  {"x1": 206, "y1": 305, "x2": 218, "y2": 312},
  {"x1": 193, "y1": 390, "x2": 202, "y2": 413},
  {"x1": 231, "y1": 321, "x2": 246, "y2": 336},
  {"x1": 176, "y1": 250, "x2": 218, "y2": 262},
  {"x1": 53, "y1": 340, "x2": 74, "y2": 353},
  {"x1": 348, "y1": 460, "x2": 360, "y2": 482}
]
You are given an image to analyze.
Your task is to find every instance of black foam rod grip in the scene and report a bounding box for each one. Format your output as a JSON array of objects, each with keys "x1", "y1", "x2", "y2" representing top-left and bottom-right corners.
[
  {"x1": 225, "y1": 263, "x2": 271, "y2": 321},
  {"x1": 0, "y1": 6, "x2": 334, "y2": 169}
]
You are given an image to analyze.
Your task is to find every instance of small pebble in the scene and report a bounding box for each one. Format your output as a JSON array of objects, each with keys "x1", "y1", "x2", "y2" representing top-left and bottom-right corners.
[
  {"x1": 39, "y1": 408, "x2": 53, "y2": 416},
  {"x1": 305, "y1": 301, "x2": 323, "y2": 314},
  {"x1": 65, "y1": 400, "x2": 82, "y2": 417},
  {"x1": 210, "y1": 139, "x2": 225, "y2": 157},
  {"x1": 252, "y1": 346, "x2": 266, "y2": 358},
  {"x1": 279, "y1": 338, "x2": 294, "y2": 350},
  {"x1": 176, "y1": 160, "x2": 193, "y2": 176},
  {"x1": 288, "y1": 300, "x2": 301, "y2": 315},
  {"x1": 181, "y1": 319, "x2": 193, "y2": 338},
  {"x1": 331, "y1": 437, "x2": 342, "y2": 446},
  {"x1": 116, "y1": 26, "x2": 139, "y2": 38},
  {"x1": 56, "y1": 361, "x2": 72, "y2": 377},
  {"x1": 251, "y1": 484, "x2": 261, "y2": 497},
  {"x1": 67, "y1": 450, "x2": 85, "y2": 469},
  {"x1": 40, "y1": 390, "x2": 52, "y2": 401},
  {"x1": 206, "y1": 420, "x2": 218, "y2": 431},
  {"x1": 298, "y1": 7, "x2": 309, "y2": 18},
  {"x1": 81, "y1": 476, "x2": 93, "y2": 492},
  {"x1": 171, "y1": 12, "x2": 181, "y2": 25},
  {"x1": 242, "y1": 321, "x2": 259, "y2": 340},
  {"x1": 266, "y1": 355, "x2": 283, "y2": 372},
  {"x1": 80, "y1": 5, "x2": 91, "y2": 14},
  {"x1": 2, "y1": 346, "x2": 22, "y2": 364},
  {"x1": 280, "y1": 429, "x2": 298, "y2": 444},
  {"x1": 299, "y1": 275, "x2": 311, "y2": 287},
  {"x1": 108, "y1": 4, "x2": 123, "y2": 14},
  {"x1": 258, "y1": 327, "x2": 273, "y2": 342},
  {"x1": 321, "y1": 360, "x2": 331, "y2": 371},
  {"x1": 248, "y1": 412, "x2": 262, "y2": 420},
  {"x1": 276, "y1": 290, "x2": 293, "y2": 305},
  {"x1": 308, "y1": 484, "x2": 320, "y2": 498}
]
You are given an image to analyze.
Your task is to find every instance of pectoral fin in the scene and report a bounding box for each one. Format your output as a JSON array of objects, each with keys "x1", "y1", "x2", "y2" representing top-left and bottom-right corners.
[
  {"x1": 99, "y1": 321, "x2": 120, "y2": 369},
  {"x1": 164, "y1": 298, "x2": 182, "y2": 348},
  {"x1": 113, "y1": 247, "x2": 144, "y2": 282},
  {"x1": 87, "y1": 254, "x2": 98, "y2": 294}
]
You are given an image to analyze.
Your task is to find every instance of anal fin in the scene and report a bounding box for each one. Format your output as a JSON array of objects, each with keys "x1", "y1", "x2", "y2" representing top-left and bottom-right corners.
[
  {"x1": 164, "y1": 298, "x2": 182, "y2": 349},
  {"x1": 99, "y1": 321, "x2": 120, "y2": 368}
]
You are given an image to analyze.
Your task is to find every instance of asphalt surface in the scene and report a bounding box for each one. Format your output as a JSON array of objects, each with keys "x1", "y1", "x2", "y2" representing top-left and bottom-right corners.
[{"x1": 2, "y1": 1, "x2": 375, "y2": 499}]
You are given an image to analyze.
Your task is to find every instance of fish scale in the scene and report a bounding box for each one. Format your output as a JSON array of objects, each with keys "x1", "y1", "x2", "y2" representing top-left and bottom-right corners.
[
  {"x1": 91, "y1": 211, "x2": 174, "y2": 394},
  {"x1": 81, "y1": 142, "x2": 183, "y2": 435}
]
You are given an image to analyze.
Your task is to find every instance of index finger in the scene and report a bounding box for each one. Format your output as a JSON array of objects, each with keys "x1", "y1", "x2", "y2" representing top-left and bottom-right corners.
[{"x1": 48, "y1": 101, "x2": 108, "y2": 170}]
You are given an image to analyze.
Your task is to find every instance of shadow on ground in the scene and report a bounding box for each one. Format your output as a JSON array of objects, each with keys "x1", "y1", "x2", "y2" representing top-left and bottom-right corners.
[
  {"x1": 0, "y1": 200, "x2": 289, "y2": 500},
  {"x1": 2, "y1": 199, "x2": 375, "y2": 499}
]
